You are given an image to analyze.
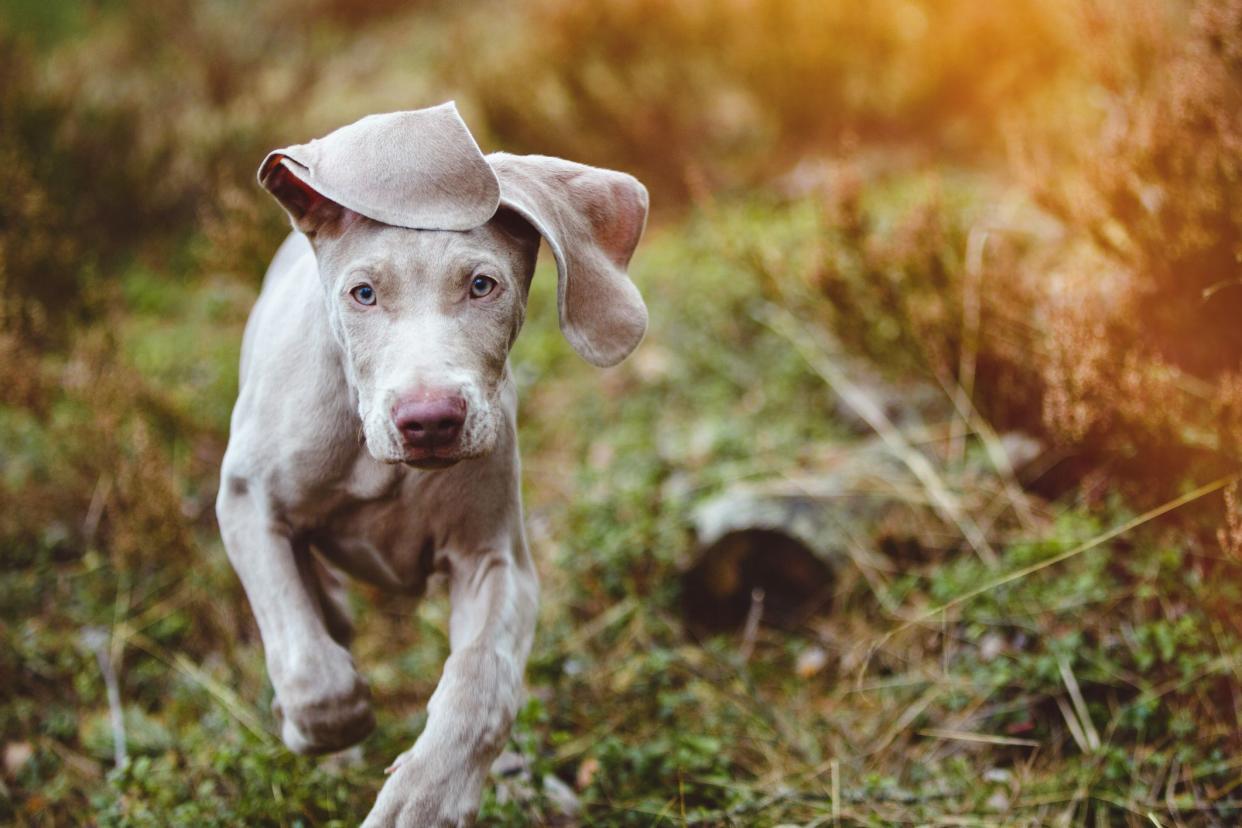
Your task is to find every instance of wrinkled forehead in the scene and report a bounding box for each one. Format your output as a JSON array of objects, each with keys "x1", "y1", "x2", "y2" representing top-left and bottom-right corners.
[
  {"x1": 335, "y1": 208, "x2": 524, "y2": 264},
  {"x1": 318, "y1": 216, "x2": 529, "y2": 281},
  {"x1": 323, "y1": 220, "x2": 513, "y2": 275}
]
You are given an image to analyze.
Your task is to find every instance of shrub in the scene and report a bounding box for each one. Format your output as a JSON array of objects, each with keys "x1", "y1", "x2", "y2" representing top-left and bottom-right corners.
[
  {"x1": 0, "y1": 35, "x2": 182, "y2": 338},
  {"x1": 453, "y1": 0, "x2": 1081, "y2": 201},
  {"x1": 1007, "y1": 0, "x2": 1242, "y2": 471}
]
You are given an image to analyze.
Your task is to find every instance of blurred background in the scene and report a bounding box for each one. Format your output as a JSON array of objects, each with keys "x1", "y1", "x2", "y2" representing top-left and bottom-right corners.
[{"x1": 3, "y1": 0, "x2": 1242, "y2": 824}]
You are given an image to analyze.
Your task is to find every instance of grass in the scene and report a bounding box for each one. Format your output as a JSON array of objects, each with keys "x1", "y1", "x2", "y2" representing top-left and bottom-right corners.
[
  {"x1": 5, "y1": 191, "x2": 1242, "y2": 826},
  {"x1": 3, "y1": 0, "x2": 1242, "y2": 825}
]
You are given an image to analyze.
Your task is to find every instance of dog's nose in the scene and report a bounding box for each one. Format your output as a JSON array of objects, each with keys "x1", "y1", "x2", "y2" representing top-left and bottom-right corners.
[{"x1": 392, "y1": 393, "x2": 467, "y2": 449}]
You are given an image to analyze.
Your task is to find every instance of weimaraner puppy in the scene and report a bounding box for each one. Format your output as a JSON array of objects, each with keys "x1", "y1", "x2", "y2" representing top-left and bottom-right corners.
[{"x1": 216, "y1": 102, "x2": 648, "y2": 826}]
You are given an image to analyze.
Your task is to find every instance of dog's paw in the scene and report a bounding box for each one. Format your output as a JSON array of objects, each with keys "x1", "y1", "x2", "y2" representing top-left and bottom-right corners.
[
  {"x1": 271, "y1": 645, "x2": 375, "y2": 754},
  {"x1": 362, "y1": 754, "x2": 481, "y2": 828}
]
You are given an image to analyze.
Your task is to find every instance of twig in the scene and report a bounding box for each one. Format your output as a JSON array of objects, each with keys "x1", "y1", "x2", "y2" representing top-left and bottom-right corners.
[
  {"x1": 877, "y1": 473, "x2": 1240, "y2": 642},
  {"x1": 82, "y1": 473, "x2": 113, "y2": 548},
  {"x1": 932, "y1": 368, "x2": 1039, "y2": 532},
  {"x1": 948, "y1": 224, "x2": 988, "y2": 465},
  {"x1": 80, "y1": 627, "x2": 127, "y2": 769},
  {"x1": 1057, "y1": 652, "x2": 1100, "y2": 752},
  {"x1": 553, "y1": 596, "x2": 637, "y2": 658},
  {"x1": 917, "y1": 728, "x2": 1041, "y2": 748},
  {"x1": 739, "y1": 588, "x2": 765, "y2": 662},
  {"x1": 1056, "y1": 695, "x2": 1090, "y2": 755},
  {"x1": 42, "y1": 737, "x2": 104, "y2": 780},
  {"x1": 867, "y1": 684, "x2": 941, "y2": 756},
  {"x1": 757, "y1": 303, "x2": 999, "y2": 565},
  {"x1": 120, "y1": 627, "x2": 274, "y2": 744},
  {"x1": 831, "y1": 758, "x2": 841, "y2": 827}
]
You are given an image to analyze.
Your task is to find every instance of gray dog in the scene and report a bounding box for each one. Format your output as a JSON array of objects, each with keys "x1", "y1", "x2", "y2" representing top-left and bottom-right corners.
[{"x1": 216, "y1": 102, "x2": 648, "y2": 826}]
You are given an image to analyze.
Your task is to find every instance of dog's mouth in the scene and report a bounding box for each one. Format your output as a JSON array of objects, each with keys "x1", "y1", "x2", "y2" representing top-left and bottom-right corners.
[{"x1": 401, "y1": 451, "x2": 462, "y2": 470}]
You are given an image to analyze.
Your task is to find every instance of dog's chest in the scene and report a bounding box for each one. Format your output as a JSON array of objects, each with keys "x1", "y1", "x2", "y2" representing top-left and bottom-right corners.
[
  {"x1": 312, "y1": 494, "x2": 436, "y2": 593},
  {"x1": 300, "y1": 462, "x2": 439, "y2": 594}
]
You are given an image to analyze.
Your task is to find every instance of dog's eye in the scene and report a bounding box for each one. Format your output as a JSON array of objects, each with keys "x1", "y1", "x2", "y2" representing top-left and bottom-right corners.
[
  {"x1": 350, "y1": 284, "x2": 376, "y2": 306},
  {"x1": 469, "y1": 275, "x2": 497, "y2": 299}
]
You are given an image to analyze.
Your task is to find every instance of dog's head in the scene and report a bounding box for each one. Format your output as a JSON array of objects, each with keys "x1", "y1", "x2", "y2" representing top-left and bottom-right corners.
[{"x1": 258, "y1": 103, "x2": 648, "y2": 468}]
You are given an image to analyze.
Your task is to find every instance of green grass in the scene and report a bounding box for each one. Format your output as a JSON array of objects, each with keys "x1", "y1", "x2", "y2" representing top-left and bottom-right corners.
[
  {"x1": 4, "y1": 187, "x2": 1241, "y2": 826},
  {"x1": 4, "y1": 1, "x2": 1242, "y2": 823}
]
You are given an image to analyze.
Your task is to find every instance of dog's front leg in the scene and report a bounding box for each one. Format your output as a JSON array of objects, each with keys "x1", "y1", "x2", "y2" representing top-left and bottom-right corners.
[
  {"x1": 216, "y1": 486, "x2": 374, "y2": 753},
  {"x1": 362, "y1": 538, "x2": 539, "y2": 828}
]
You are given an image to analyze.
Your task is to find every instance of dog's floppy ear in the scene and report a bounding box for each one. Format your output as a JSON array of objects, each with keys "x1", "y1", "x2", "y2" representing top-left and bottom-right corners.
[
  {"x1": 257, "y1": 102, "x2": 500, "y2": 235},
  {"x1": 259, "y1": 156, "x2": 353, "y2": 237},
  {"x1": 489, "y1": 153, "x2": 649, "y2": 368}
]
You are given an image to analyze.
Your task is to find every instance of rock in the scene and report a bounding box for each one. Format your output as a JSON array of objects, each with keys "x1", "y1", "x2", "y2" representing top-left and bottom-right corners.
[
  {"x1": 575, "y1": 756, "x2": 600, "y2": 791},
  {"x1": 491, "y1": 750, "x2": 581, "y2": 823},
  {"x1": 795, "y1": 646, "x2": 830, "y2": 678},
  {"x1": 3, "y1": 741, "x2": 34, "y2": 777}
]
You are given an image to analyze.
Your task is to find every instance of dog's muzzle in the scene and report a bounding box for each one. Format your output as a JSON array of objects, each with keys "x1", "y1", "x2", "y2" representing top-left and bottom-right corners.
[{"x1": 391, "y1": 390, "x2": 468, "y2": 468}]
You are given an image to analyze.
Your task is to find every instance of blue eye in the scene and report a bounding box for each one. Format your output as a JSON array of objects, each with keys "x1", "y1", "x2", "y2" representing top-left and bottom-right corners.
[
  {"x1": 351, "y1": 284, "x2": 376, "y2": 306},
  {"x1": 470, "y1": 275, "x2": 497, "y2": 299}
]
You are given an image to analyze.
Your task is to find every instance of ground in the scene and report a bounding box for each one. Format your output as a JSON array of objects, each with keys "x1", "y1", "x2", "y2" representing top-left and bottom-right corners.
[{"x1": 3, "y1": 1, "x2": 1242, "y2": 826}]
